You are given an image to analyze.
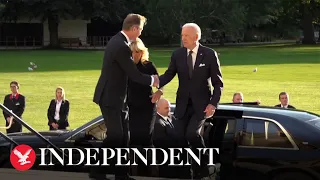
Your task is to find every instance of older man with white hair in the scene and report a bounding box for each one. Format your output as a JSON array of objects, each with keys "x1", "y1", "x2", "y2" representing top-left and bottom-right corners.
[{"x1": 154, "y1": 22, "x2": 223, "y2": 179}]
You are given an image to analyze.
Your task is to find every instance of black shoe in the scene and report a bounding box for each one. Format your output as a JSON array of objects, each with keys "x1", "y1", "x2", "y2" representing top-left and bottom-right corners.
[
  {"x1": 115, "y1": 177, "x2": 136, "y2": 180},
  {"x1": 195, "y1": 166, "x2": 217, "y2": 180},
  {"x1": 89, "y1": 173, "x2": 111, "y2": 180}
]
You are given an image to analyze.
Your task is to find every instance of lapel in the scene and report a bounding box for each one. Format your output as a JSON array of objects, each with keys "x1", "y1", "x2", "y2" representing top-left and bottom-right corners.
[
  {"x1": 59, "y1": 100, "x2": 65, "y2": 113},
  {"x1": 194, "y1": 45, "x2": 205, "y2": 71},
  {"x1": 118, "y1": 32, "x2": 130, "y2": 47}
]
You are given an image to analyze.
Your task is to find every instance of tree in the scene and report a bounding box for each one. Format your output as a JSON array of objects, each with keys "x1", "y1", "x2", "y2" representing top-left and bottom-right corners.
[
  {"x1": 141, "y1": 0, "x2": 246, "y2": 45},
  {"x1": 240, "y1": 0, "x2": 284, "y2": 41},
  {"x1": 300, "y1": 0, "x2": 320, "y2": 44},
  {"x1": 276, "y1": 0, "x2": 320, "y2": 44},
  {"x1": 0, "y1": 0, "x2": 126, "y2": 48}
]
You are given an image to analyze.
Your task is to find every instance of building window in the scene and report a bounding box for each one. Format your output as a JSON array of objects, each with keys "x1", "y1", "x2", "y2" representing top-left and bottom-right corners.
[{"x1": 240, "y1": 118, "x2": 294, "y2": 148}]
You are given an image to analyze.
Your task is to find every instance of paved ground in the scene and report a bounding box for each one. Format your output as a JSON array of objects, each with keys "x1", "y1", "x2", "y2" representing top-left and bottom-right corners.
[{"x1": 0, "y1": 168, "x2": 187, "y2": 180}]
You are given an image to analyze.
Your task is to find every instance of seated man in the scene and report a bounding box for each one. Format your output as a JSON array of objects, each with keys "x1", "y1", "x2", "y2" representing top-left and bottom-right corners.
[
  {"x1": 153, "y1": 98, "x2": 178, "y2": 178},
  {"x1": 153, "y1": 98, "x2": 177, "y2": 147},
  {"x1": 233, "y1": 92, "x2": 261, "y2": 105},
  {"x1": 275, "y1": 92, "x2": 296, "y2": 109}
]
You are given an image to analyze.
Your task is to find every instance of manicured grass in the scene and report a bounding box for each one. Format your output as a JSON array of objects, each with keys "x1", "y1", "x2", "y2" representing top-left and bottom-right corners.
[{"x1": 0, "y1": 44, "x2": 320, "y2": 132}]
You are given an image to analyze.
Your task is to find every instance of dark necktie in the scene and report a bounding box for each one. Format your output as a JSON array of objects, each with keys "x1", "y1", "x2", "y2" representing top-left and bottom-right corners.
[{"x1": 187, "y1": 50, "x2": 193, "y2": 78}]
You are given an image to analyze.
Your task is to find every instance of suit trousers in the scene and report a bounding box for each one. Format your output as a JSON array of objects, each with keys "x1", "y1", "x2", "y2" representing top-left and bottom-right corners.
[
  {"x1": 175, "y1": 99, "x2": 209, "y2": 178},
  {"x1": 91, "y1": 104, "x2": 130, "y2": 178}
]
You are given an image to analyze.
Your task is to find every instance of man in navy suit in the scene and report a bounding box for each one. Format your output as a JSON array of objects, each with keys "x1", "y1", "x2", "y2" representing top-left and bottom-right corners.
[
  {"x1": 156, "y1": 23, "x2": 224, "y2": 179},
  {"x1": 92, "y1": 14, "x2": 159, "y2": 180},
  {"x1": 275, "y1": 92, "x2": 296, "y2": 109}
]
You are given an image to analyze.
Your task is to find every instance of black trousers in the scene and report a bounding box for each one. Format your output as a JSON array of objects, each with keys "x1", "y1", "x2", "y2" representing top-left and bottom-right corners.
[
  {"x1": 128, "y1": 104, "x2": 155, "y2": 147},
  {"x1": 6, "y1": 118, "x2": 22, "y2": 134},
  {"x1": 90, "y1": 104, "x2": 130, "y2": 178},
  {"x1": 128, "y1": 104, "x2": 157, "y2": 176},
  {"x1": 175, "y1": 99, "x2": 209, "y2": 179}
]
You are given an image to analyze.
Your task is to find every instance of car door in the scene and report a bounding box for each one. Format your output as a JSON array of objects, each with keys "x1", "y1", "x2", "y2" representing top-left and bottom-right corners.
[
  {"x1": 205, "y1": 109, "x2": 243, "y2": 179},
  {"x1": 234, "y1": 116, "x2": 300, "y2": 180}
]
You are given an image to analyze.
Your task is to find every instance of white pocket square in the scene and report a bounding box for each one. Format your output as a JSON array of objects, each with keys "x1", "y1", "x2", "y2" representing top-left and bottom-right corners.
[
  {"x1": 199, "y1": 63, "x2": 205, "y2": 67},
  {"x1": 15, "y1": 102, "x2": 20, "y2": 106}
]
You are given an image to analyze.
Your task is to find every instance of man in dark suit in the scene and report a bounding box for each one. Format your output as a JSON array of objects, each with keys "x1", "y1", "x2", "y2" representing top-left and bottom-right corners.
[
  {"x1": 156, "y1": 23, "x2": 223, "y2": 179},
  {"x1": 153, "y1": 98, "x2": 178, "y2": 178},
  {"x1": 275, "y1": 92, "x2": 296, "y2": 109},
  {"x1": 2, "y1": 81, "x2": 25, "y2": 134},
  {"x1": 153, "y1": 98, "x2": 177, "y2": 147},
  {"x1": 91, "y1": 14, "x2": 159, "y2": 180}
]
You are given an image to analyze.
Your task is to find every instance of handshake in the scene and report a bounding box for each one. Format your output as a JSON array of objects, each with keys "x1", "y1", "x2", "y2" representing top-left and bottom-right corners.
[{"x1": 152, "y1": 75, "x2": 159, "y2": 88}]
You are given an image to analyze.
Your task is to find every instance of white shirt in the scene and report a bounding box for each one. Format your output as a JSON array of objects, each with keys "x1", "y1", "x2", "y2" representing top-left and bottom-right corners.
[
  {"x1": 120, "y1": 31, "x2": 154, "y2": 87},
  {"x1": 186, "y1": 42, "x2": 200, "y2": 69},
  {"x1": 157, "y1": 112, "x2": 171, "y2": 123},
  {"x1": 281, "y1": 104, "x2": 288, "y2": 109},
  {"x1": 120, "y1": 31, "x2": 131, "y2": 46},
  {"x1": 54, "y1": 100, "x2": 62, "y2": 120}
]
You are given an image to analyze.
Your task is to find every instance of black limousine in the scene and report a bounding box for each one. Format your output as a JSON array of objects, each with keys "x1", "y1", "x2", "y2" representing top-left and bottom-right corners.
[{"x1": 0, "y1": 103, "x2": 320, "y2": 180}]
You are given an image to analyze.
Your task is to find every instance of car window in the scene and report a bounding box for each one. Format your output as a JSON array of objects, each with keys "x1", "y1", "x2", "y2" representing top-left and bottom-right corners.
[
  {"x1": 315, "y1": 121, "x2": 320, "y2": 129},
  {"x1": 240, "y1": 118, "x2": 294, "y2": 149},
  {"x1": 69, "y1": 121, "x2": 106, "y2": 141}
]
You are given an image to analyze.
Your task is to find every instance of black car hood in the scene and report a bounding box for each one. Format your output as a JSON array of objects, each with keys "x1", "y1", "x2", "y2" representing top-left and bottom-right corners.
[
  {"x1": 7, "y1": 130, "x2": 70, "y2": 137},
  {"x1": 0, "y1": 130, "x2": 71, "y2": 146}
]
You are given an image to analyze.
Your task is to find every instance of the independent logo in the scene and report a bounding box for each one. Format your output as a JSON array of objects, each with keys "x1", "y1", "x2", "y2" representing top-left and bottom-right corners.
[{"x1": 10, "y1": 144, "x2": 36, "y2": 171}]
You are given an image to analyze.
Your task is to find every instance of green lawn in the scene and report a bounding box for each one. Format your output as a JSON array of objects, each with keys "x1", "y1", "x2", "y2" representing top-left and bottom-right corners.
[{"x1": 0, "y1": 44, "x2": 320, "y2": 132}]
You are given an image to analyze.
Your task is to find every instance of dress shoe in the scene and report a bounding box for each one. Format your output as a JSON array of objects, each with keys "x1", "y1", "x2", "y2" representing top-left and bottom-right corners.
[
  {"x1": 89, "y1": 173, "x2": 111, "y2": 180},
  {"x1": 115, "y1": 176, "x2": 136, "y2": 180}
]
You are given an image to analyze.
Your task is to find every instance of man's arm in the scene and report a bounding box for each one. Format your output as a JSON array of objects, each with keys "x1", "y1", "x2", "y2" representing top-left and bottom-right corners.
[
  {"x1": 117, "y1": 46, "x2": 156, "y2": 86},
  {"x1": 159, "y1": 52, "x2": 178, "y2": 88},
  {"x1": 47, "y1": 100, "x2": 55, "y2": 126},
  {"x1": 16, "y1": 96, "x2": 25, "y2": 117},
  {"x1": 209, "y1": 50, "x2": 224, "y2": 108},
  {"x1": 3, "y1": 96, "x2": 9, "y2": 119}
]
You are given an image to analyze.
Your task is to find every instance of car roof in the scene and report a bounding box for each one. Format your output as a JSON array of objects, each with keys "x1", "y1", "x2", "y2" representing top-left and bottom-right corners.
[
  {"x1": 170, "y1": 103, "x2": 320, "y2": 122},
  {"x1": 220, "y1": 104, "x2": 319, "y2": 121},
  {"x1": 78, "y1": 104, "x2": 319, "y2": 132}
]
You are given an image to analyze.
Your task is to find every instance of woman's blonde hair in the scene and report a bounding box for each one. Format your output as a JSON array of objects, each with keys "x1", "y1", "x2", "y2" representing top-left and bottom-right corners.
[
  {"x1": 130, "y1": 38, "x2": 149, "y2": 64},
  {"x1": 55, "y1": 86, "x2": 66, "y2": 101}
]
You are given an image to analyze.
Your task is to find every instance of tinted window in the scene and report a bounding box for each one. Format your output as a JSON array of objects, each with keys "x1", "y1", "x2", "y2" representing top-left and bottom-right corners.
[
  {"x1": 240, "y1": 119, "x2": 294, "y2": 148},
  {"x1": 315, "y1": 122, "x2": 320, "y2": 129},
  {"x1": 69, "y1": 121, "x2": 106, "y2": 141}
]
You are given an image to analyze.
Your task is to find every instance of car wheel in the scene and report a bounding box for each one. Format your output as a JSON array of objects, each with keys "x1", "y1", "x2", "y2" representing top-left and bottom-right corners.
[{"x1": 273, "y1": 172, "x2": 313, "y2": 180}]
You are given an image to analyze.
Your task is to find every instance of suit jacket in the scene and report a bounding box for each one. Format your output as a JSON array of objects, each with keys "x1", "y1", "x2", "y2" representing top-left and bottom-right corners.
[
  {"x1": 47, "y1": 99, "x2": 70, "y2": 129},
  {"x1": 3, "y1": 93, "x2": 25, "y2": 126},
  {"x1": 275, "y1": 104, "x2": 296, "y2": 109},
  {"x1": 93, "y1": 32, "x2": 152, "y2": 109},
  {"x1": 127, "y1": 61, "x2": 158, "y2": 109},
  {"x1": 153, "y1": 114, "x2": 177, "y2": 148},
  {"x1": 159, "y1": 44, "x2": 223, "y2": 118}
]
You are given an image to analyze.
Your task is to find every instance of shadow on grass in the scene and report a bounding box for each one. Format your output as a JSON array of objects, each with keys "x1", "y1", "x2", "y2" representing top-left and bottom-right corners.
[{"x1": 0, "y1": 44, "x2": 319, "y2": 73}]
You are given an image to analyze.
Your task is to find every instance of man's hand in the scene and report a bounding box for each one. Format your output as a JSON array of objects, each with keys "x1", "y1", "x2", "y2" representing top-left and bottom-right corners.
[
  {"x1": 151, "y1": 89, "x2": 163, "y2": 103},
  {"x1": 256, "y1": 100, "x2": 261, "y2": 105},
  {"x1": 152, "y1": 75, "x2": 159, "y2": 88},
  {"x1": 51, "y1": 123, "x2": 58, "y2": 129},
  {"x1": 204, "y1": 104, "x2": 216, "y2": 118},
  {"x1": 6, "y1": 116, "x2": 13, "y2": 124}
]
